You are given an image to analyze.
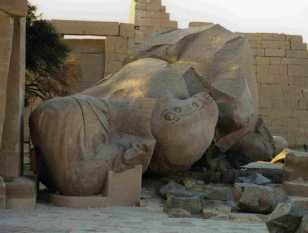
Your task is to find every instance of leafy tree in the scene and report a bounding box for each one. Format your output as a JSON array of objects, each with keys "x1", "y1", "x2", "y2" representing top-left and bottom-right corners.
[{"x1": 25, "y1": 3, "x2": 69, "y2": 105}]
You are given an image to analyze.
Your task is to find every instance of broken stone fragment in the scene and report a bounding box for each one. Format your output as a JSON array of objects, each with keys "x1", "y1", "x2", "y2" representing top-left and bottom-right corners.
[
  {"x1": 290, "y1": 196, "x2": 308, "y2": 210},
  {"x1": 166, "y1": 208, "x2": 192, "y2": 218},
  {"x1": 283, "y1": 180, "x2": 308, "y2": 197},
  {"x1": 202, "y1": 200, "x2": 231, "y2": 219},
  {"x1": 234, "y1": 183, "x2": 287, "y2": 214},
  {"x1": 159, "y1": 181, "x2": 199, "y2": 199},
  {"x1": 165, "y1": 195, "x2": 202, "y2": 214},
  {"x1": 266, "y1": 202, "x2": 304, "y2": 233},
  {"x1": 241, "y1": 162, "x2": 284, "y2": 184},
  {"x1": 296, "y1": 215, "x2": 308, "y2": 233},
  {"x1": 284, "y1": 150, "x2": 308, "y2": 181},
  {"x1": 191, "y1": 184, "x2": 233, "y2": 202},
  {"x1": 236, "y1": 173, "x2": 272, "y2": 185}
]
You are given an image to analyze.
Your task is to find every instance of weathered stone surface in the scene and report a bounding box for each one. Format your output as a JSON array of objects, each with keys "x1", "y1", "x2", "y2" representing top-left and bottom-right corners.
[
  {"x1": 5, "y1": 177, "x2": 36, "y2": 209},
  {"x1": 165, "y1": 195, "x2": 202, "y2": 214},
  {"x1": 197, "y1": 185, "x2": 233, "y2": 202},
  {"x1": 30, "y1": 96, "x2": 156, "y2": 196},
  {"x1": 159, "y1": 181, "x2": 192, "y2": 199},
  {"x1": 0, "y1": 0, "x2": 27, "y2": 17},
  {"x1": 202, "y1": 200, "x2": 231, "y2": 219},
  {"x1": 284, "y1": 150, "x2": 308, "y2": 181},
  {"x1": 130, "y1": 25, "x2": 275, "y2": 161},
  {"x1": 105, "y1": 165, "x2": 142, "y2": 206},
  {"x1": 236, "y1": 173, "x2": 271, "y2": 185},
  {"x1": 51, "y1": 20, "x2": 120, "y2": 36},
  {"x1": 30, "y1": 25, "x2": 274, "y2": 196},
  {"x1": 0, "y1": 176, "x2": 6, "y2": 208},
  {"x1": 166, "y1": 208, "x2": 192, "y2": 218},
  {"x1": 43, "y1": 166, "x2": 142, "y2": 208},
  {"x1": 234, "y1": 183, "x2": 287, "y2": 214},
  {"x1": 296, "y1": 215, "x2": 308, "y2": 233},
  {"x1": 266, "y1": 202, "x2": 304, "y2": 233},
  {"x1": 241, "y1": 162, "x2": 284, "y2": 184},
  {"x1": 283, "y1": 181, "x2": 308, "y2": 197},
  {"x1": 290, "y1": 196, "x2": 308, "y2": 210}
]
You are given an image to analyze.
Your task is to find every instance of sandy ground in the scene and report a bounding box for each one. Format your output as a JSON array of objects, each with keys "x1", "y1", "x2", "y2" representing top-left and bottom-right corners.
[
  {"x1": 0, "y1": 179, "x2": 269, "y2": 233},
  {"x1": 0, "y1": 203, "x2": 269, "y2": 233}
]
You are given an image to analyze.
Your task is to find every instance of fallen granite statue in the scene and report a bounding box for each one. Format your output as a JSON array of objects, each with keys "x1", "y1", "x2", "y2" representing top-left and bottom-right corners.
[{"x1": 30, "y1": 24, "x2": 276, "y2": 196}]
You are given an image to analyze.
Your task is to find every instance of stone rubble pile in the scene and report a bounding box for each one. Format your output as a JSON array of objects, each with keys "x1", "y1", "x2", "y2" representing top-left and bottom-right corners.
[{"x1": 157, "y1": 147, "x2": 308, "y2": 233}]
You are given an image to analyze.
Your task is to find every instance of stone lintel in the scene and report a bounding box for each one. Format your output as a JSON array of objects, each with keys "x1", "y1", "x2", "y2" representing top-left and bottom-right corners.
[
  {"x1": 0, "y1": 0, "x2": 27, "y2": 17},
  {"x1": 43, "y1": 165, "x2": 142, "y2": 208},
  {"x1": 51, "y1": 20, "x2": 120, "y2": 36}
]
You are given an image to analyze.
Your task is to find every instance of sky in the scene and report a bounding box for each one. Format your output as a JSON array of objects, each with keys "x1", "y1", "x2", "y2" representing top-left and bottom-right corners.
[{"x1": 29, "y1": 0, "x2": 308, "y2": 42}]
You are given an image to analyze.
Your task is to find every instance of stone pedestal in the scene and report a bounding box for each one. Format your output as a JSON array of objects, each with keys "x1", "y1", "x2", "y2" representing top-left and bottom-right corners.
[
  {"x1": 0, "y1": 0, "x2": 36, "y2": 209},
  {"x1": 43, "y1": 165, "x2": 142, "y2": 208}
]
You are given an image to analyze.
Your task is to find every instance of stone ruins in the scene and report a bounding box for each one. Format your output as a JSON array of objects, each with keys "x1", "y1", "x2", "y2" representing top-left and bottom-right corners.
[
  {"x1": 0, "y1": 0, "x2": 36, "y2": 209},
  {"x1": 1, "y1": 0, "x2": 308, "y2": 232}
]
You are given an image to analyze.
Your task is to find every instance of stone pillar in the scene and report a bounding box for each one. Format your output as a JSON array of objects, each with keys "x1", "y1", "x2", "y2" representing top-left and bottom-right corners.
[
  {"x1": 0, "y1": 11, "x2": 14, "y2": 150},
  {"x1": 0, "y1": 16, "x2": 26, "y2": 180},
  {"x1": 0, "y1": 0, "x2": 36, "y2": 209}
]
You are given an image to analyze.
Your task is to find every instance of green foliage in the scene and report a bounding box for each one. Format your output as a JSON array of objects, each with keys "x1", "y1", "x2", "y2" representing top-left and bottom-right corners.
[{"x1": 25, "y1": 3, "x2": 69, "y2": 105}]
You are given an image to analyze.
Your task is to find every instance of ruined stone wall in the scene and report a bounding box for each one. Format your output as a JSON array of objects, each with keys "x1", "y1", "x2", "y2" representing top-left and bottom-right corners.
[
  {"x1": 131, "y1": 0, "x2": 178, "y2": 44},
  {"x1": 51, "y1": 20, "x2": 136, "y2": 83},
  {"x1": 243, "y1": 33, "x2": 308, "y2": 147}
]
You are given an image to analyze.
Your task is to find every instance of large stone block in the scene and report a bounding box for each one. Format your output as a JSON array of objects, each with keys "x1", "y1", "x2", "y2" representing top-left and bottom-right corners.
[
  {"x1": 120, "y1": 23, "x2": 135, "y2": 38},
  {"x1": 287, "y1": 50, "x2": 308, "y2": 59},
  {"x1": 266, "y1": 202, "x2": 304, "y2": 233},
  {"x1": 265, "y1": 48, "x2": 285, "y2": 57},
  {"x1": 5, "y1": 177, "x2": 36, "y2": 209},
  {"x1": 284, "y1": 150, "x2": 308, "y2": 181},
  {"x1": 283, "y1": 181, "x2": 308, "y2": 197},
  {"x1": 105, "y1": 165, "x2": 142, "y2": 206},
  {"x1": 288, "y1": 65, "x2": 308, "y2": 76},
  {"x1": 262, "y1": 40, "x2": 289, "y2": 49}
]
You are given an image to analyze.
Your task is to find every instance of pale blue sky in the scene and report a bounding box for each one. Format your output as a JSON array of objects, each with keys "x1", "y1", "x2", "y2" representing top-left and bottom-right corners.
[{"x1": 29, "y1": 0, "x2": 308, "y2": 42}]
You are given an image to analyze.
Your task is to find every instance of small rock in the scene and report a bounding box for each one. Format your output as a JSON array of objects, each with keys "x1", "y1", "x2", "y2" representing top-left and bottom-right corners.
[
  {"x1": 159, "y1": 181, "x2": 193, "y2": 199},
  {"x1": 236, "y1": 173, "x2": 271, "y2": 185},
  {"x1": 234, "y1": 183, "x2": 282, "y2": 214},
  {"x1": 165, "y1": 195, "x2": 202, "y2": 214},
  {"x1": 202, "y1": 200, "x2": 231, "y2": 220},
  {"x1": 241, "y1": 162, "x2": 283, "y2": 184},
  {"x1": 296, "y1": 215, "x2": 308, "y2": 233},
  {"x1": 166, "y1": 208, "x2": 192, "y2": 218},
  {"x1": 266, "y1": 202, "x2": 304, "y2": 233},
  {"x1": 192, "y1": 184, "x2": 233, "y2": 201}
]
